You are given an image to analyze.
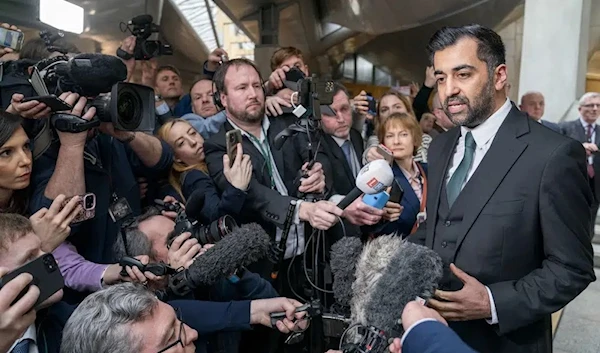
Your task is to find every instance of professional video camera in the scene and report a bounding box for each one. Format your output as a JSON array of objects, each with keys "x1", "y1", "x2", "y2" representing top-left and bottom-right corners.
[
  {"x1": 118, "y1": 15, "x2": 173, "y2": 60},
  {"x1": 35, "y1": 54, "x2": 155, "y2": 132}
]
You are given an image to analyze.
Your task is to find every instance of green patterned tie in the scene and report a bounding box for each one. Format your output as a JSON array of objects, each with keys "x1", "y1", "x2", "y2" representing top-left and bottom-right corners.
[{"x1": 447, "y1": 132, "x2": 476, "y2": 207}]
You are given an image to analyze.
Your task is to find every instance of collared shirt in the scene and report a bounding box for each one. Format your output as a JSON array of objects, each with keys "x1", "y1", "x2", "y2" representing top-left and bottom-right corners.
[
  {"x1": 399, "y1": 160, "x2": 423, "y2": 203},
  {"x1": 579, "y1": 116, "x2": 596, "y2": 166},
  {"x1": 9, "y1": 324, "x2": 38, "y2": 353},
  {"x1": 446, "y1": 97, "x2": 512, "y2": 326},
  {"x1": 331, "y1": 135, "x2": 361, "y2": 177},
  {"x1": 227, "y1": 117, "x2": 305, "y2": 259}
]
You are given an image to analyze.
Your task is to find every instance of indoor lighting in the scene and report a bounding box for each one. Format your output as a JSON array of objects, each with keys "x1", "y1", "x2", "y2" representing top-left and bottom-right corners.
[{"x1": 40, "y1": 0, "x2": 84, "y2": 34}]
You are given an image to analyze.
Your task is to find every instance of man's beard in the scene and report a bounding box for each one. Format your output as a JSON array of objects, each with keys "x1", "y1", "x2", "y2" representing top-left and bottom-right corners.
[
  {"x1": 443, "y1": 78, "x2": 495, "y2": 128},
  {"x1": 230, "y1": 102, "x2": 265, "y2": 123}
]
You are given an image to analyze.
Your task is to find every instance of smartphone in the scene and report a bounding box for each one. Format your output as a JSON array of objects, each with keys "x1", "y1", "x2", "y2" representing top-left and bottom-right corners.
[
  {"x1": 366, "y1": 94, "x2": 377, "y2": 115},
  {"x1": 0, "y1": 27, "x2": 24, "y2": 51},
  {"x1": 226, "y1": 129, "x2": 243, "y2": 167},
  {"x1": 22, "y1": 95, "x2": 72, "y2": 112},
  {"x1": 0, "y1": 254, "x2": 64, "y2": 309},
  {"x1": 376, "y1": 144, "x2": 394, "y2": 164},
  {"x1": 61, "y1": 193, "x2": 96, "y2": 224},
  {"x1": 388, "y1": 179, "x2": 404, "y2": 203},
  {"x1": 285, "y1": 67, "x2": 306, "y2": 82}
]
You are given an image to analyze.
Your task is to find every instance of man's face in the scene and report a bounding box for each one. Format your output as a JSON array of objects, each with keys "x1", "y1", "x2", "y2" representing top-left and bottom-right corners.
[
  {"x1": 321, "y1": 91, "x2": 352, "y2": 140},
  {"x1": 0, "y1": 232, "x2": 63, "y2": 306},
  {"x1": 579, "y1": 95, "x2": 600, "y2": 124},
  {"x1": 133, "y1": 301, "x2": 198, "y2": 353},
  {"x1": 191, "y1": 80, "x2": 218, "y2": 117},
  {"x1": 520, "y1": 93, "x2": 545, "y2": 120},
  {"x1": 222, "y1": 65, "x2": 265, "y2": 124},
  {"x1": 156, "y1": 69, "x2": 183, "y2": 99},
  {"x1": 431, "y1": 96, "x2": 455, "y2": 130},
  {"x1": 279, "y1": 55, "x2": 309, "y2": 77},
  {"x1": 433, "y1": 37, "x2": 505, "y2": 128},
  {"x1": 419, "y1": 113, "x2": 435, "y2": 133},
  {"x1": 138, "y1": 215, "x2": 175, "y2": 264}
]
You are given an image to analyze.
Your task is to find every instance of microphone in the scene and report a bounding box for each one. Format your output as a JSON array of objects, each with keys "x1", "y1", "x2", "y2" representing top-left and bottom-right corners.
[
  {"x1": 166, "y1": 223, "x2": 271, "y2": 296},
  {"x1": 130, "y1": 14, "x2": 153, "y2": 26},
  {"x1": 330, "y1": 237, "x2": 363, "y2": 311},
  {"x1": 345, "y1": 235, "x2": 443, "y2": 352},
  {"x1": 337, "y1": 159, "x2": 394, "y2": 210}
]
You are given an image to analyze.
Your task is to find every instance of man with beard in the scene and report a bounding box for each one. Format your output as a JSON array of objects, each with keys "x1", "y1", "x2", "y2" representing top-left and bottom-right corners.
[
  {"x1": 204, "y1": 59, "x2": 343, "y2": 296},
  {"x1": 414, "y1": 24, "x2": 595, "y2": 353}
]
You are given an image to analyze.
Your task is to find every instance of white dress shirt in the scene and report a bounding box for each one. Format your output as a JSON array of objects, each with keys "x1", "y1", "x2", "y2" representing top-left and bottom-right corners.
[
  {"x1": 445, "y1": 97, "x2": 512, "y2": 325},
  {"x1": 9, "y1": 324, "x2": 38, "y2": 353}
]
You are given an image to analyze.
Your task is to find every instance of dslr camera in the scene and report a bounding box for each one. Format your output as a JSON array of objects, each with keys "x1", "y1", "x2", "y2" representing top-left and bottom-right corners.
[{"x1": 120, "y1": 14, "x2": 173, "y2": 60}]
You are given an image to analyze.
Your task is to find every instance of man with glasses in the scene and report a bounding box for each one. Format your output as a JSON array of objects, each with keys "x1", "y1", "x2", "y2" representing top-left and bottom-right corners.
[
  {"x1": 60, "y1": 283, "x2": 307, "y2": 353},
  {"x1": 560, "y1": 92, "x2": 600, "y2": 233}
]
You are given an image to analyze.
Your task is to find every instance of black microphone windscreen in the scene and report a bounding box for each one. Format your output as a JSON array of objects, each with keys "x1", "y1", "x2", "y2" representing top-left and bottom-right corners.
[
  {"x1": 337, "y1": 187, "x2": 363, "y2": 210},
  {"x1": 351, "y1": 235, "x2": 443, "y2": 335},
  {"x1": 185, "y1": 190, "x2": 205, "y2": 221},
  {"x1": 185, "y1": 223, "x2": 271, "y2": 287},
  {"x1": 131, "y1": 14, "x2": 153, "y2": 25},
  {"x1": 330, "y1": 237, "x2": 363, "y2": 308},
  {"x1": 68, "y1": 54, "x2": 127, "y2": 96}
]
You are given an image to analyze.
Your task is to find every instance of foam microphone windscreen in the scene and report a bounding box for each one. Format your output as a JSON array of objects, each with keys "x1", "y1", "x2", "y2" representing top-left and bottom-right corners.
[
  {"x1": 68, "y1": 53, "x2": 128, "y2": 96},
  {"x1": 186, "y1": 223, "x2": 271, "y2": 287},
  {"x1": 351, "y1": 235, "x2": 443, "y2": 336},
  {"x1": 330, "y1": 236, "x2": 364, "y2": 308}
]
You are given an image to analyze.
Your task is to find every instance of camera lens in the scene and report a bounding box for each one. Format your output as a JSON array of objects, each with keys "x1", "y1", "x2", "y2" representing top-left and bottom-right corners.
[
  {"x1": 116, "y1": 88, "x2": 143, "y2": 130},
  {"x1": 142, "y1": 40, "x2": 159, "y2": 58},
  {"x1": 85, "y1": 195, "x2": 94, "y2": 209}
]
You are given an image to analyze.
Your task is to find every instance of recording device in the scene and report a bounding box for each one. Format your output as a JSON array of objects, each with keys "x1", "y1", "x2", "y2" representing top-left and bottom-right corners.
[
  {"x1": 22, "y1": 94, "x2": 72, "y2": 112},
  {"x1": 341, "y1": 235, "x2": 443, "y2": 353},
  {"x1": 337, "y1": 159, "x2": 394, "y2": 209},
  {"x1": 154, "y1": 199, "x2": 183, "y2": 213},
  {"x1": 366, "y1": 94, "x2": 377, "y2": 116},
  {"x1": 166, "y1": 190, "x2": 239, "y2": 247},
  {"x1": 375, "y1": 145, "x2": 393, "y2": 165},
  {"x1": 0, "y1": 254, "x2": 63, "y2": 310},
  {"x1": 361, "y1": 191, "x2": 389, "y2": 210},
  {"x1": 226, "y1": 129, "x2": 243, "y2": 167},
  {"x1": 164, "y1": 223, "x2": 271, "y2": 297},
  {"x1": 118, "y1": 14, "x2": 173, "y2": 60},
  {"x1": 388, "y1": 180, "x2": 404, "y2": 204},
  {"x1": 61, "y1": 193, "x2": 96, "y2": 224},
  {"x1": 119, "y1": 256, "x2": 176, "y2": 277},
  {"x1": 39, "y1": 30, "x2": 67, "y2": 54},
  {"x1": 0, "y1": 27, "x2": 24, "y2": 51}
]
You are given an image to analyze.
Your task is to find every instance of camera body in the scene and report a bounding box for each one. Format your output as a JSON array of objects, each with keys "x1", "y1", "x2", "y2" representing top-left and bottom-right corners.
[
  {"x1": 90, "y1": 82, "x2": 155, "y2": 132},
  {"x1": 128, "y1": 15, "x2": 173, "y2": 60},
  {"x1": 167, "y1": 207, "x2": 238, "y2": 247},
  {"x1": 297, "y1": 75, "x2": 335, "y2": 117}
]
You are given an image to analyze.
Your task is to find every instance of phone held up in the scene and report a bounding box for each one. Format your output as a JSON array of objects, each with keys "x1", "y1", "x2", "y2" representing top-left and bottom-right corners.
[
  {"x1": 61, "y1": 193, "x2": 97, "y2": 224},
  {"x1": 0, "y1": 26, "x2": 24, "y2": 51},
  {"x1": 226, "y1": 129, "x2": 243, "y2": 167},
  {"x1": 376, "y1": 144, "x2": 394, "y2": 165}
]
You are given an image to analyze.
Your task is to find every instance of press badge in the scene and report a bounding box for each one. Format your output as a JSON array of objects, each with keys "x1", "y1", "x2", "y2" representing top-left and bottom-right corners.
[{"x1": 108, "y1": 194, "x2": 133, "y2": 223}]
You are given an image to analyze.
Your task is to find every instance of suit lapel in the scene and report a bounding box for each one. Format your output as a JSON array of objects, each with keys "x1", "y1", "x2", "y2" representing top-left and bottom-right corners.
[
  {"x1": 427, "y1": 128, "x2": 460, "y2": 249},
  {"x1": 453, "y1": 109, "x2": 529, "y2": 253},
  {"x1": 266, "y1": 126, "x2": 285, "y2": 180},
  {"x1": 575, "y1": 120, "x2": 587, "y2": 142},
  {"x1": 350, "y1": 130, "x2": 365, "y2": 166}
]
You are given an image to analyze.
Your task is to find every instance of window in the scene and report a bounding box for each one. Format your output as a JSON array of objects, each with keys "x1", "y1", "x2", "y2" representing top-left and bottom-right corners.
[{"x1": 356, "y1": 56, "x2": 373, "y2": 83}]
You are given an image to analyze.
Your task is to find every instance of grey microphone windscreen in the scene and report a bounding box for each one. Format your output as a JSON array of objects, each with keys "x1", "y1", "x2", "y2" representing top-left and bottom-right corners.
[
  {"x1": 330, "y1": 236, "x2": 364, "y2": 308},
  {"x1": 351, "y1": 235, "x2": 443, "y2": 335},
  {"x1": 186, "y1": 223, "x2": 271, "y2": 287}
]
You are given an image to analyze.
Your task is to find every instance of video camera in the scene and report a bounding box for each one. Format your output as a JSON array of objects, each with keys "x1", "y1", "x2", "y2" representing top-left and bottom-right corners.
[{"x1": 119, "y1": 15, "x2": 173, "y2": 60}]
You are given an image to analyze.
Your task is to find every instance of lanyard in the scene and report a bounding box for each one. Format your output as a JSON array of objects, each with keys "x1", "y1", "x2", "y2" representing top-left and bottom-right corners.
[
  {"x1": 247, "y1": 127, "x2": 276, "y2": 189},
  {"x1": 410, "y1": 163, "x2": 428, "y2": 234}
]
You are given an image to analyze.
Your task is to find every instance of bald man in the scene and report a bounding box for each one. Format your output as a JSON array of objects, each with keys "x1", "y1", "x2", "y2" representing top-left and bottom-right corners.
[{"x1": 519, "y1": 91, "x2": 560, "y2": 132}]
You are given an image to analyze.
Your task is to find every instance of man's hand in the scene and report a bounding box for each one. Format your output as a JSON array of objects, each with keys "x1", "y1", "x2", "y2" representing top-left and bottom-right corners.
[
  {"x1": 119, "y1": 36, "x2": 136, "y2": 81},
  {"x1": 299, "y1": 201, "x2": 343, "y2": 230},
  {"x1": 365, "y1": 146, "x2": 385, "y2": 163},
  {"x1": 223, "y1": 143, "x2": 252, "y2": 191},
  {"x1": 268, "y1": 66, "x2": 290, "y2": 91},
  {"x1": 206, "y1": 48, "x2": 229, "y2": 72},
  {"x1": 168, "y1": 232, "x2": 202, "y2": 270},
  {"x1": 0, "y1": 268, "x2": 39, "y2": 353},
  {"x1": 265, "y1": 95, "x2": 292, "y2": 116},
  {"x1": 6, "y1": 93, "x2": 51, "y2": 119},
  {"x1": 382, "y1": 201, "x2": 402, "y2": 222},
  {"x1": 427, "y1": 264, "x2": 491, "y2": 321},
  {"x1": 275, "y1": 88, "x2": 297, "y2": 105},
  {"x1": 343, "y1": 198, "x2": 384, "y2": 226},
  {"x1": 583, "y1": 142, "x2": 598, "y2": 156},
  {"x1": 403, "y1": 300, "x2": 447, "y2": 329},
  {"x1": 30, "y1": 194, "x2": 82, "y2": 253},
  {"x1": 250, "y1": 297, "x2": 307, "y2": 333},
  {"x1": 55, "y1": 93, "x2": 97, "y2": 149},
  {"x1": 160, "y1": 195, "x2": 184, "y2": 219},
  {"x1": 424, "y1": 66, "x2": 436, "y2": 88},
  {"x1": 298, "y1": 162, "x2": 325, "y2": 194},
  {"x1": 103, "y1": 255, "x2": 162, "y2": 286},
  {"x1": 352, "y1": 90, "x2": 370, "y2": 116},
  {"x1": 138, "y1": 177, "x2": 149, "y2": 200}
]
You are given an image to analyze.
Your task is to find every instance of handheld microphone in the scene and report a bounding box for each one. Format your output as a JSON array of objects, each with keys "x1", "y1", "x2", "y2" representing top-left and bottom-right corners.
[
  {"x1": 166, "y1": 223, "x2": 271, "y2": 296},
  {"x1": 344, "y1": 235, "x2": 443, "y2": 352},
  {"x1": 337, "y1": 160, "x2": 394, "y2": 210},
  {"x1": 130, "y1": 14, "x2": 154, "y2": 26}
]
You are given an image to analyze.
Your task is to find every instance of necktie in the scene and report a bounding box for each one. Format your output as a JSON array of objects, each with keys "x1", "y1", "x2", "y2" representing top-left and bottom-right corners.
[
  {"x1": 447, "y1": 132, "x2": 476, "y2": 207},
  {"x1": 341, "y1": 140, "x2": 358, "y2": 178},
  {"x1": 12, "y1": 338, "x2": 32, "y2": 353},
  {"x1": 587, "y1": 124, "x2": 595, "y2": 178}
]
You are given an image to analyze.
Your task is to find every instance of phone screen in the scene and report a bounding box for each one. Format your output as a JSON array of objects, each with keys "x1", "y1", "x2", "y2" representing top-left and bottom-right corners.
[{"x1": 0, "y1": 28, "x2": 23, "y2": 50}]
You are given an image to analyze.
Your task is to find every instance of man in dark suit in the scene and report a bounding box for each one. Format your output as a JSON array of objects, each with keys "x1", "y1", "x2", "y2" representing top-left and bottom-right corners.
[
  {"x1": 560, "y1": 92, "x2": 600, "y2": 231},
  {"x1": 519, "y1": 91, "x2": 561, "y2": 132},
  {"x1": 416, "y1": 24, "x2": 595, "y2": 353}
]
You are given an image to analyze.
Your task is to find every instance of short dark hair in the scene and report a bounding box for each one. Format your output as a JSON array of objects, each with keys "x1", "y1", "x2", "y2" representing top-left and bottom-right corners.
[
  {"x1": 0, "y1": 214, "x2": 33, "y2": 251},
  {"x1": 155, "y1": 65, "x2": 181, "y2": 82},
  {"x1": 189, "y1": 75, "x2": 213, "y2": 95},
  {"x1": 114, "y1": 207, "x2": 162, "y2": 260},
  {"x1": 20, "y1": 38, "x2": 80, "y2": 61},
  {"x1": 213, "y1": 58, "x2": 262, "y2": 95},
  {"x1": 426, "y1": 24, "x2": 505, "y2": 73},
  {"x1": 332, "y1": 81, "x2": 350, "y2": 99}
]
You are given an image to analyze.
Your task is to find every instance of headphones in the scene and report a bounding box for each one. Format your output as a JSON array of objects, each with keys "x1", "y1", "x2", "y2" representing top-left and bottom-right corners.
[{"x1": 212, "y1": 60, "x2": 266, "y2": 111}]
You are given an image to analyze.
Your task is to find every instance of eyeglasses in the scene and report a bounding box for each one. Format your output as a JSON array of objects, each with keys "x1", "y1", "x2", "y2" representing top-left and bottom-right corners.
[
  {"x1": 582, "y1": 103, "x2": 600, "y2": 108},
  {"x1": 157, "y1": 308, "x2": 186, "y2": 353}
]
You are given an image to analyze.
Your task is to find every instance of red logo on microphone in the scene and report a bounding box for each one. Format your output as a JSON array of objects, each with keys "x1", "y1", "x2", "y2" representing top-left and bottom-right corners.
[{"x1": 367, "y1": 177, "x2": 384, "y2": 191}]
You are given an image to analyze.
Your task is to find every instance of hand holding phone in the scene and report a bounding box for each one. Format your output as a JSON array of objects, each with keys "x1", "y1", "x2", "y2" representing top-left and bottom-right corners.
[
  {"x1": 226, "y1": 129, "x2": 243, "y2": 167},
  {"x1": 0, "y1": 267, "x2": 38, "y2": 353},
  {"x1": 21, "y1": 95, "x2": 72, "y2": 112},
  {"x1": 0, "y1": 24, "x2": 24, "y2": 52}
]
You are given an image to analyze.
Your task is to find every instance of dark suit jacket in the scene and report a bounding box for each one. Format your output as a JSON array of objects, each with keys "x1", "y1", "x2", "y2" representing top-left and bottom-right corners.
[
  {"x1": 321, "y1": 128, "x2": 365, "y2": 196},
  {"x1": 423, "y1": 107, "x2": 595, "y2": 353},
  {"x1": 540, "y1": 119, "x2": 560, "y2": 133},
  {"x1": 560, "y1": 119, "x2": 600, "y2": 199},
  {"x1": 403, "y1": 320, "x2": 477, "y2": 353}
]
